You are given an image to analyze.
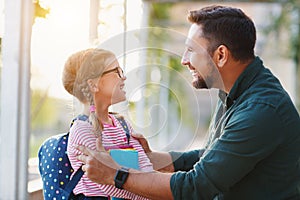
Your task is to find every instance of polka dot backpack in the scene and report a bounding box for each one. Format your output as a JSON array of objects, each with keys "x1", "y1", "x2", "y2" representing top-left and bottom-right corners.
[{"x1": 38, "y1": 115, "x2": 88, "y2": 200}]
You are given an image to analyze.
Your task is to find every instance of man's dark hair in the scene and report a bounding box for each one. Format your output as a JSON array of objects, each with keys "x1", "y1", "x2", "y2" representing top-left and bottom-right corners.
[{"x1": 188, "y1": 5, "x2": 256, "y2": 62}]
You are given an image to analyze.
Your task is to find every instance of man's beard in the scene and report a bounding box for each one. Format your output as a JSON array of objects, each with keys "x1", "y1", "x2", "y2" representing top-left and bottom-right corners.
[{"x1": 193, "y1": 75, "x2": 208, "y2": 89}]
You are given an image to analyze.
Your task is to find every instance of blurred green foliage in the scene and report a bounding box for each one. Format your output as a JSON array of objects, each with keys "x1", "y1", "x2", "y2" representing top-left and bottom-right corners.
[
  {"x1": 143, "y1": 2, "x2": 199, "y2": 140},
  {"x1": 31, "y1": 90, "x2": 57, "y2": 130},
  {"x1": 264, "y1": 0, "x2": 300, "y2": 110},
  {"x1": 149, "y1": 2, "x2": 172, "y2": 22}
]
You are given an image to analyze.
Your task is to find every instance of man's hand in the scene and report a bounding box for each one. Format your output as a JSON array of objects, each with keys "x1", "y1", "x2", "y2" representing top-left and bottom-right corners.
[
  {"x1": 131, "y1": 132, "x2": 174, "y2": 172},
  {"x1": 131, "y1": 132, "x2": 152, "y2": 154},
  {"x1": 76, "y1": 137, "x2": 120, "y2": 185}
]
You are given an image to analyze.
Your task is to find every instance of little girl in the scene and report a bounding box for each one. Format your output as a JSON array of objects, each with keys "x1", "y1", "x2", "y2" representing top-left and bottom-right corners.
[{"x1": 62, "y1": 48, "x2": 153, "y2": 199}]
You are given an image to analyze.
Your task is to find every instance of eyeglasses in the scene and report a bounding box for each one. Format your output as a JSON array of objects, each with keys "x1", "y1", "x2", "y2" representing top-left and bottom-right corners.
[{"x1": 102, "y1": 67, "x2": 125, "y2": 79}]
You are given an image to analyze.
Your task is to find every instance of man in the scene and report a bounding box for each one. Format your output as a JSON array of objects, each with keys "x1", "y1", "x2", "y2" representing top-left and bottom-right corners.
[{"x1": 77, "y1": 5, "x2": 300, "y2": 199}]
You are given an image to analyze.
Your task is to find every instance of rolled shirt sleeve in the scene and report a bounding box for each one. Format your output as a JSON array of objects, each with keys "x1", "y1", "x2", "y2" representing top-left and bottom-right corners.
[{"x1": 169, "y1": 149, "x2": 204, "y2": 172}]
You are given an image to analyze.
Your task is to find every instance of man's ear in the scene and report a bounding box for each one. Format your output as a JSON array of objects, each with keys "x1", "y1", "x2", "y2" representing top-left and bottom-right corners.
[
  {"x1": 87, "y1": 79, "x2": 99, "y2": 92},
  {"x1": 215, "y1": 45, "x2": 228, "y2": 68}
]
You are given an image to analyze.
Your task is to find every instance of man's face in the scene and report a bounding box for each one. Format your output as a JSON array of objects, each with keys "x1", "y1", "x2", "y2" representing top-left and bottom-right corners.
[{"x1": 181, "y1": 24, "x2": 218, "y2": 89}]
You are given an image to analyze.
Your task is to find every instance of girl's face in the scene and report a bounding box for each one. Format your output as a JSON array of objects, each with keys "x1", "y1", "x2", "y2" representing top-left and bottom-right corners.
[{"x1": 95, "y1": 59, "x2": 126, "y2": 106}]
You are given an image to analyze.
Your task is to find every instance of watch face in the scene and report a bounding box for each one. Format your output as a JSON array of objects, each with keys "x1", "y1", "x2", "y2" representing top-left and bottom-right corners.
[
  {"x1": 114, "y1": 167, "x2": 129, "y2": 189},
  {"x1": 116, "y1": 170, "x2": 125, "y2": 180}
]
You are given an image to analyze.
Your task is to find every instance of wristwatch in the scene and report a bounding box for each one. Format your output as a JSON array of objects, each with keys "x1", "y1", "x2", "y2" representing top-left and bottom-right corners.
[{"x1": 114, "y1": 166, "x2": 129, "y2": 189}]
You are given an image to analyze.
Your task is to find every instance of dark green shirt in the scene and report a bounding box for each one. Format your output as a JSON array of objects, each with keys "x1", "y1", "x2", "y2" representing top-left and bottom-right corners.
[{"x1": 170, "y1": 57, "x2": 300, "y2": 200}]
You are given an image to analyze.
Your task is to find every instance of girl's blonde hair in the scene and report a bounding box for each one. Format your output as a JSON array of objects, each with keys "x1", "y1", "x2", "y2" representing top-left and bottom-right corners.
[{"x1": 62, "y1": 48, "x2": 116, "y2": 135}]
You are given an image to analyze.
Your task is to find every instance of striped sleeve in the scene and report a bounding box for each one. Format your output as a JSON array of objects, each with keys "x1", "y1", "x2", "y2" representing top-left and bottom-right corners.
[{"x1": 68, "y1": 120, "x2": 96, "y2": 170}]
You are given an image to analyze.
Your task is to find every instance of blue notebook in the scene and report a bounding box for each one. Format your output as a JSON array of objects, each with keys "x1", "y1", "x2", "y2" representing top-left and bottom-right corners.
[
  {"x1": 110, "y1": 149, "x2": 139, "y2": 200},
  {"x1": 109, "y1": 149, "x2": 139, "y2": 170}
]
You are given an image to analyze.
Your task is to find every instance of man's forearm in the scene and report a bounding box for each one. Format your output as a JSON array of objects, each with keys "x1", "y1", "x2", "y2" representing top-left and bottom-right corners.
[
  {"x1": 147, "y1": 151, "x2": 175, "y2": 172},
  {"x1": 124, "y1": 169, "x2": 174, "y2": 200}
]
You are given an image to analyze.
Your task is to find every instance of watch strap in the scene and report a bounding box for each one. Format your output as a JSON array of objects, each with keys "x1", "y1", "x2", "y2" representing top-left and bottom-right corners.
[{"x1": 114, "y1": 167, "x2": 129, "y2": 189}]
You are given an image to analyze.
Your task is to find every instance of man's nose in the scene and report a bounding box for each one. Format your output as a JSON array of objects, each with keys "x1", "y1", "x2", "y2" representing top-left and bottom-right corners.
[{"x1": 181, "y1": 52, "x2": 190, "y2": 66}]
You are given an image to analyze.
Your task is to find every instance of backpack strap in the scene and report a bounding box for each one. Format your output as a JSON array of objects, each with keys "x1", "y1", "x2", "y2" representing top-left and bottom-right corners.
[
  {"x1": 64, "y1": 115, "x2": 88, "y2": 197},
  {"x1": 115, "y1": 116, "x2": 130, "y2": 145},
  {"x1": 64, "y1": 166, "x2": 84, "y2": 196},
  {"x1": 70, "y1": 114, "x2": 89, "y2": 128}
]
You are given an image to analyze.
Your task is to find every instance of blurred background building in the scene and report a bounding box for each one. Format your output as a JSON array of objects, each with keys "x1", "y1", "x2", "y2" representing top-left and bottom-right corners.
[{"x1": 0, "y1": 0, "x2": 299, "y2": 199}]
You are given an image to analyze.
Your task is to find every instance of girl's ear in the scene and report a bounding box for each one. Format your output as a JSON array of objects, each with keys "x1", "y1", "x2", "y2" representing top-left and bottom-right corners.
[
  {"x1": 87, "y1": 79, "x2": 99, "y2": 92},
  {"x1": 215, "y1": 45, "x2": 228, "y2": 68}
]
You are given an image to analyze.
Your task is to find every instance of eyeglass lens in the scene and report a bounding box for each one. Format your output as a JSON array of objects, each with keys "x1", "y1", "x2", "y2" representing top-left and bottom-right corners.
[{"x1": 117, "y1": 68, "x2": 125, "y2": 78}]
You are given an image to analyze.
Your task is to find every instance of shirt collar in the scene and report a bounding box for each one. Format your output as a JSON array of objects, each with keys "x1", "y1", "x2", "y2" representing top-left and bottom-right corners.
[{"x1": 219, "y1": 56, "x2": 263, "y2": 109}]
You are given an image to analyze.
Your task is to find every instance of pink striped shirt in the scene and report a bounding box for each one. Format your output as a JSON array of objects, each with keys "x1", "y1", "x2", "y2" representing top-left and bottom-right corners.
[{"x1": 68, "y1": 114, "x2": 153, "y2": 199}]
